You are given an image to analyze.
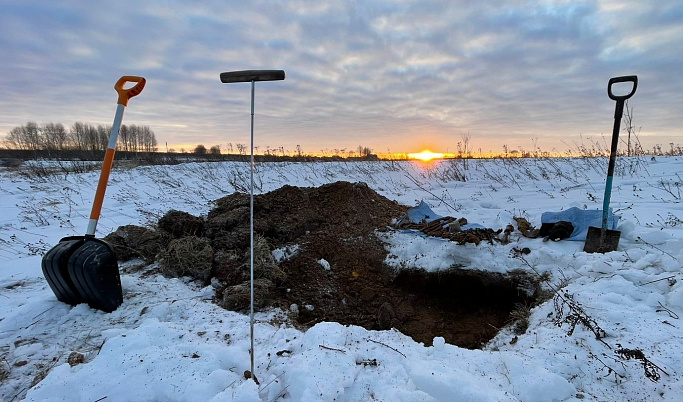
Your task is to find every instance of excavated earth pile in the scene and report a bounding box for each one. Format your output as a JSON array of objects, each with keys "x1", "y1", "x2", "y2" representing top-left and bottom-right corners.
[{"x1": 106, "y1": 181, "x2": 538, "y2": 348}]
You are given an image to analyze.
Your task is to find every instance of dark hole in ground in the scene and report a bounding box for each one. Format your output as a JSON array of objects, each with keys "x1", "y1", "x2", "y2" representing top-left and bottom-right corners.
[
  {"x1": 107, "y1": 181, "x2": 540, "y2": 350},
  {"x1": 272, "y1": 231, "x2": 539, "y2": 349},
  {"x1": 391, "y1": 268, "x2": 536, "y2": 348}
]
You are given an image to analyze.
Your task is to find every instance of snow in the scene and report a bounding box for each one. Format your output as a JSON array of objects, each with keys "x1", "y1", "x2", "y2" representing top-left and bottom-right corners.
[
  {"x1": 1, "y1": 156, "x2": 682, "y2": 401},
  {"x1": 272, "y1": 245, "x2": 300, "y2": 263},
  {"x1": 317, "y1": 258, "x2": 331, "y2": 271}
]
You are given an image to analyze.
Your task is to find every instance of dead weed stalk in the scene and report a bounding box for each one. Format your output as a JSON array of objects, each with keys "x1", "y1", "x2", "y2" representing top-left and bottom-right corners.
[{"x1": 511, "y1": 251, "x2": 668, "y2": 384}]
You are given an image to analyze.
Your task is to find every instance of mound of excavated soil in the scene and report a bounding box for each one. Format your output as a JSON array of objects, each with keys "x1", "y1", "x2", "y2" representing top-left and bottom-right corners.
[{"x1": 107, "y1": 181, "x2": 537, "y2": 348}]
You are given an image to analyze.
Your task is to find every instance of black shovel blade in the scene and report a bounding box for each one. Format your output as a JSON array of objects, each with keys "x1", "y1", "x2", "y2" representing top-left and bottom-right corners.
[
  {"x1": 42, "y1": 236, "x2": 123, "y2": 312},
  {"x1": 42, "y1": 238, "x2": 86, "y2": 305},
  {"x1": 583, "y1": 226, "x2": 620, "y2": 253},
  {"x1": 66, "y1": 237, "x2": 123, "y2": 312}
]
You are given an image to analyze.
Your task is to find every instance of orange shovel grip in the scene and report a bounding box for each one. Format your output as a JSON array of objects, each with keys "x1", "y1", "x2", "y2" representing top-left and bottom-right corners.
[{"x1": 115, "y1": 76, "x2": 146, "y2": 106}]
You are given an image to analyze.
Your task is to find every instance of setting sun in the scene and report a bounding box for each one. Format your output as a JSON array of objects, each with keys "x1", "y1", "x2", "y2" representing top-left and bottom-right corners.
[{"x1": 408, "y1": 150, "x2": 445, "y2": 161}]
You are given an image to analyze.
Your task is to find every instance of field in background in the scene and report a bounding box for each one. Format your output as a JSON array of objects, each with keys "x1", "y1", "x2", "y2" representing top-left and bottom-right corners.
[{"x1": 0, "y1": 153, "x2": 673, "y2": 261}]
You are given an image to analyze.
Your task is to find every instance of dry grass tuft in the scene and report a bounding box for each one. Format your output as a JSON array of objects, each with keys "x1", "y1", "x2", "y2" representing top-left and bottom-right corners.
[{"x1": 159, "y1": 236, "x2": 214, "y2": 282}]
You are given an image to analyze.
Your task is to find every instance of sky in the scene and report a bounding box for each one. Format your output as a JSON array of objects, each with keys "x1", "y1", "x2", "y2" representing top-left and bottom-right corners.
[{"x1": 1, "y1": 0, "x2": 682, "y2": 155}]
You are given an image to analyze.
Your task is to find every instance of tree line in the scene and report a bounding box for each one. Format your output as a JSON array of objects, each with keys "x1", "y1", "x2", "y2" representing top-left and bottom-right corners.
[{"x1": 3, "y1": 122, "x2": 157, "y2": 153}]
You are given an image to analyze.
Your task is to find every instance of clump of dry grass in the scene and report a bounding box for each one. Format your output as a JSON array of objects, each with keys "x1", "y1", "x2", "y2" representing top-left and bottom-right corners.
[
  {"x1": 509, "y1": 302, "x2": 532, "y2": 334},
  {"x1": 216, "y1": 235, "x2": 287, "y2": 312},
  {"x1": 220, "y1": 278, "x2": 275, "y2": 312},
  {"x1": 253, "y1": 235, "x2": 286, "y2": 283},
  {"x1": 159, "y1": 236, "x2": 214, "y2": 282}
]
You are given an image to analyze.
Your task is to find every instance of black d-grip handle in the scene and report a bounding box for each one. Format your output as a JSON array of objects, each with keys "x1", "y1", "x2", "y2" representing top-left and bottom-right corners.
[{"x1": 608, "y1": 75, "x2": 638, "y2": 101}]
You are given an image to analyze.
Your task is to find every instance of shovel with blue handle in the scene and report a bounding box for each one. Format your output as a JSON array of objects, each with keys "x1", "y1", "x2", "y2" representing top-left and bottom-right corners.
[{"x1": 584, "y1": 75, "x2": 637, "y2": 253}]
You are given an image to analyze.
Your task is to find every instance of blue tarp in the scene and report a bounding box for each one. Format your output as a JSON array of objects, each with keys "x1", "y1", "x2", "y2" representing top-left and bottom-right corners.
[
  {"x1": 397, "y1": 201, "x2": 442, "y2": 225},
  {"x1": 541, "y1": 206, "x2": 620, "y2": 241}
]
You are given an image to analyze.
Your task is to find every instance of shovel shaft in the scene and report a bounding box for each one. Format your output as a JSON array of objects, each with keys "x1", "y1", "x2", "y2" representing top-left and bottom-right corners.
[
  {"x1": 601, "y1": 100, "x2": 622, "y2": 229},
  {"x1": 86, "y1": 76, "x2": 146, "y2": 236},
  {"x1": 87, "y1": 104, "x2": 125, "y2": 236}
]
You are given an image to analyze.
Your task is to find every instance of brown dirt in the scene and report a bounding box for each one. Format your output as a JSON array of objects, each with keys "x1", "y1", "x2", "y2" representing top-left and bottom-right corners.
[{"x1": 111, "y1": 181, "x2": 538, "y2": 349}]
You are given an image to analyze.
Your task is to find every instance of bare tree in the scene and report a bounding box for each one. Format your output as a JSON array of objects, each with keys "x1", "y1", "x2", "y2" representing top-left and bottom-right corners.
[
  {"x1": 25, "y1": 122, "x2": 41, "y2": 150},
  {"x1": 139, "y1": 125, "x2": 157, "y2": 152},
  {"x1": 96, "y1": 125, "x2": 109, "y2": 150},
  {"x1": 461, "y1": 131, "x2": 471, "y2": 169},
  {"x1": 209, "y1": 145, "x2": 221, "y2": 155},
  {"x1": 43, "y1": 123, "x2": 68, "y2": 151},
  {"x1": 5, "y1": 126, "x2": 25, "y2": 149},
  {"x1": 70, "y1": 122, "x2": 87, "y2": 151},
  {"x1": 4, "y1": 121, "x2": 156, "y2": 154},
  {"x1": 69, "y1": 122, "x2": 101, "y2": 152},
  {"x1": 357, "y1": 145, "x2": 373, "y2": 157},
  {"x1": 194, "y1": 144, "x2": 207, "y2": 155},
  {"x1": 84, "y1": 124, "x2": 99, "y2": 152},
  {"x1": 622, "y1": 100, "x2": 641, "y2": 156},
  {"x1": 117, "y1": 124, "x2": 156, "y2": 152},
  {"x1": 4, "y1": 124, "x2": 36, "y2": 150},
  {"x1": 119, "y1": 124, "x2": 130, "y2": 151},
  {"x1": 461, "y1": 131, "x2": 471, "y2": 158}
]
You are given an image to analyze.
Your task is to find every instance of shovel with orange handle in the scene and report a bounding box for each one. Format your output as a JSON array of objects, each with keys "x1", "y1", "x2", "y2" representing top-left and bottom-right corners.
[{"x1": 42, "y1": 76, "x2": 146, "y2": 312}]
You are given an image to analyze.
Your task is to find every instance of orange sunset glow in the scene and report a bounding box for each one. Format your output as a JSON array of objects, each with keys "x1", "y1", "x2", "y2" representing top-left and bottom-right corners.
[{"x1": 408, "y1": 150, "x2": 445, "y2": 161}]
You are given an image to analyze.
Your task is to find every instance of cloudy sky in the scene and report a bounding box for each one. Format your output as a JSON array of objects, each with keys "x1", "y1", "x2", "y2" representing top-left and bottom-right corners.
[{"x1": 1, "y1": 1, "x2": 681, "y2": 155}]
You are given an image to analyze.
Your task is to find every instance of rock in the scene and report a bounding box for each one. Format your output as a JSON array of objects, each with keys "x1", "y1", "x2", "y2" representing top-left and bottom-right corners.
[{"x1": 67, "y1": 352, "x2": 85, "y2": 367}]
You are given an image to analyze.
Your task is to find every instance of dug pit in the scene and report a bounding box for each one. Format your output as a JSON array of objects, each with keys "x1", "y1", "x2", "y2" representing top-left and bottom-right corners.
[
  {"x1": 107, "y1": 181, "x2": 539, "y2": 349},
  {"x1": 391, "y1": 268, "x2": 537, "y2": 348}
]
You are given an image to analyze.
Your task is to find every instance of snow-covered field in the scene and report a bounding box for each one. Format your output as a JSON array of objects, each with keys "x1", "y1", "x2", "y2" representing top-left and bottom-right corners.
[{"x1": 1, "y1": 156, "x2": 682, "y2": 401}]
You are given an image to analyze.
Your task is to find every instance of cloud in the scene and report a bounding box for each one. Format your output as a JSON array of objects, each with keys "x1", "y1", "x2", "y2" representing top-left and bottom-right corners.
[{"x1": 1, "y1": 0, "x2": 681, "y2": 154}]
